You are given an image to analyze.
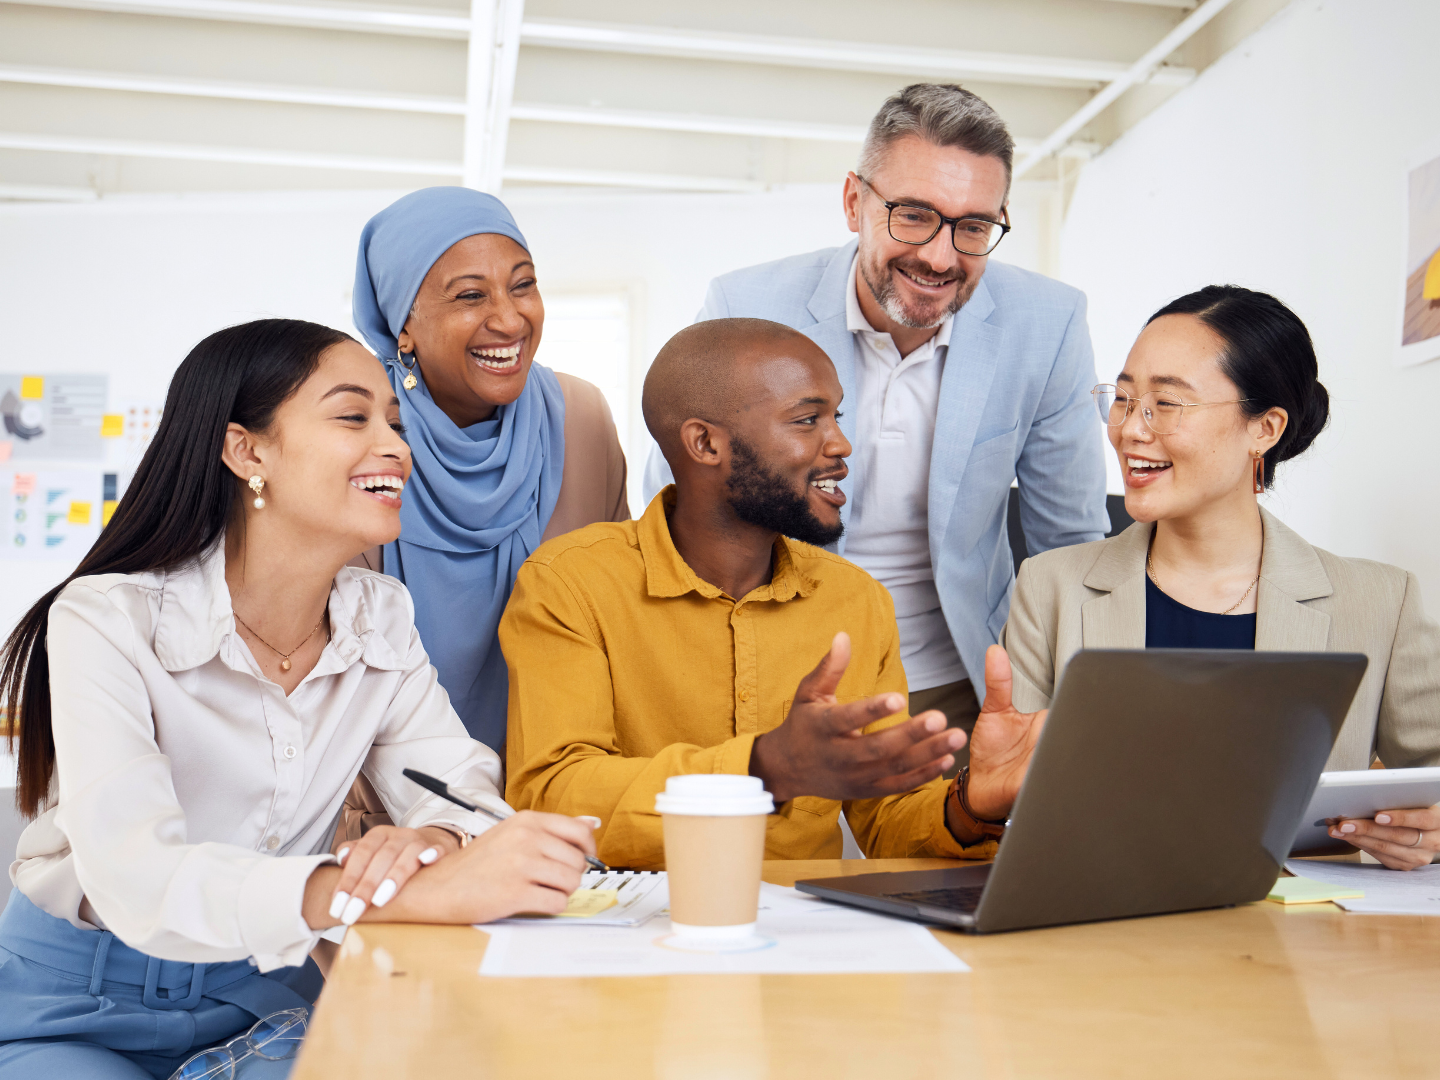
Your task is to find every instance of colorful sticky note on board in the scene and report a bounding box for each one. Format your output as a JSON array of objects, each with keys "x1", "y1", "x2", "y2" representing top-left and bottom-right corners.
[
  {"x1": 100, "y1": 414, "x2": 124, "y2": 438},
  {"x1": 67, "y1": 501, "x2": 92, "y2": 526},
  {"x1": 12, "y1": 473, "x2": 36, "y2": 496},
  {"x1": 19, "y1": 376, "x2": 44, "y2": 400},
  {"x1": 1266, "y1": 876, "x2": 1365, "y2": 905},
  {"x1": 556, "y1": 888, "x2": 619, "y2": 918},
  {"x1": 0, "y1": 440, "x2": 11, "y2": 463},
  {"x1": 102, "y1": 500, "x2": 118, "y2": 526}
]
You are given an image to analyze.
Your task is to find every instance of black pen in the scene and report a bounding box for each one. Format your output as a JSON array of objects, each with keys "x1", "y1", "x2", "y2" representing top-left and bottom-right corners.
[{"x1": 402, "y1": 768, "x2": 609, "y2": 871}]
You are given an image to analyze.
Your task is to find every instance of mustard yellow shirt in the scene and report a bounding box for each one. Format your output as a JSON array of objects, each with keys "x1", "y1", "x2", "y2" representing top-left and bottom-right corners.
[{"x1": 502, "y1": 488, "x2": 987, "y2": 868}]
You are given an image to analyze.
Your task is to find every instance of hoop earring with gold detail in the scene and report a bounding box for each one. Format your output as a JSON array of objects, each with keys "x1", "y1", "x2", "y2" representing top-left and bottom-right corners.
[
  {"x1": 398, "y1": 350, "x2": 419, "y2": 391},
  {"x1": 1251, "y1": 450, "x2": 1265, "y2": 495},
  {"x1": 248, "y1": 475, "x2": 266, "y2": 509}
]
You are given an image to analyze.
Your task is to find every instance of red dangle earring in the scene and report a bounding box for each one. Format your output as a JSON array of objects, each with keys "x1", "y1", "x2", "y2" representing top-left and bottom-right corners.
[{"x1": 1252, "y1": 450, "x2": 1265, "y2": 494}]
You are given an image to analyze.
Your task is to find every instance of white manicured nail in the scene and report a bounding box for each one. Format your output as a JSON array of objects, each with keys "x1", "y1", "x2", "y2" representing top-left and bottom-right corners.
[
  {"x1": 337, "y1": 847, "x2": 350, "y2": 866},
  {"x1": 371, "y1": 879, "x2": 397, "y2": 908},
  {"x1": 418, "y1": 847, "x2": 439, "y2": 865},
  {"x1": 340, "y1": 895, "x2": 367, "y2": 925},
  {"x1": 328, "y1": 891, "x2": 350, "y2": 921},
  {"x1": 578, "y1": 816, "x2": 602, "y2": 829}
]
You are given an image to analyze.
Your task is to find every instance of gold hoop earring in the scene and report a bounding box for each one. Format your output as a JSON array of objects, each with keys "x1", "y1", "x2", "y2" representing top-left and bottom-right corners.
[
  {"x1": 1251, "y1": 451, "x2": 1265, "y2": 495},
  {"x1": 248, "y1": 475, "x2": 266, "y2": 509},
  {"x1": 398, "y1": 350, "x2": 419, "y2": 391}
]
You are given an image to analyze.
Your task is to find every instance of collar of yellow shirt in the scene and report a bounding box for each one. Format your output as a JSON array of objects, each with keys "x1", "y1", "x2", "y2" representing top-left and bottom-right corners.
[{"x1": 640, "y1": 486, "x2": 821, "y2": 603}]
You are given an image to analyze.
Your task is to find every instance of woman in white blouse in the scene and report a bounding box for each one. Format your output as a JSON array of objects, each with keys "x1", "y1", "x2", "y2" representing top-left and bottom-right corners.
[{"x1": 0, "y1": 319, "x2": 596, "y2": 1078}]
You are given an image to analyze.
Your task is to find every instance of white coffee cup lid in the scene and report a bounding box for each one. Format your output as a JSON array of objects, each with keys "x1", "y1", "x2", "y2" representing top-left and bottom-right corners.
[{"x1": 654, "y1": 774, "x2": 775, "y2": 816}]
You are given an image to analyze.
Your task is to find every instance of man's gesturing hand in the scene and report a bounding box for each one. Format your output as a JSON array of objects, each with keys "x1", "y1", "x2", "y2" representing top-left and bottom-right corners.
[
  {"x1": 748, "y1": 632, "x2": 965, "y2": 805},
  {"x1": 962, "y1": 645, "x2": 1046, "y2": 822}
]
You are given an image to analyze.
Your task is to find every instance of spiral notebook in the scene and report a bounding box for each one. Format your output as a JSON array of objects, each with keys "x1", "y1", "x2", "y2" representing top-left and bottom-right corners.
[{"x1": 497, "y1": 870, "x2": 669, "y2": 927}]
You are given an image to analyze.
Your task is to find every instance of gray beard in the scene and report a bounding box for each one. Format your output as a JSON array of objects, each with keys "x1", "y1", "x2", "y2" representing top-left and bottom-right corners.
[{"x1": 860, "y1": 254, "x2": 972, "y2": 330}]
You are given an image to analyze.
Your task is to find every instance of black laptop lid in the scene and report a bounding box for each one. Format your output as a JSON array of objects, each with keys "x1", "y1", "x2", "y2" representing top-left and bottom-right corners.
[{"x1": 973, "y1": 649, "x2": 1367, "y2": 933}]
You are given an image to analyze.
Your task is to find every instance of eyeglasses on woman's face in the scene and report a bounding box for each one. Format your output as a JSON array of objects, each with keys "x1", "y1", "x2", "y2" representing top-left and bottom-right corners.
[
  {"x1": 1091, "y1": 384, "x2": 1252, "y2": 436},
  {"x1": 168, "y1": 1008, "x2": 308, "y2": 1080},
  {"x1": 854, "y1": 174, "x2": 1010, "y2": 257}
]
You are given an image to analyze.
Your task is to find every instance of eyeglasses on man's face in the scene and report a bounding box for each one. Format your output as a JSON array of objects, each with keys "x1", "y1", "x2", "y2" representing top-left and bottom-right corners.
[
  {"x1": 1091, "y1": 384, "x2": 1253, "y2": 436},
  {"x1": 854, "y1": 174, "x2": 1010, "y2": 257},
  {"x1": 169, "y1": 1008, "x2": 308, "y2": 1080}
]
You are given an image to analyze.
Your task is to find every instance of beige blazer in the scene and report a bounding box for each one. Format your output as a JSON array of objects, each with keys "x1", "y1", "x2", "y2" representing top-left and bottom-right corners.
[{"x1": 1001, "y1": 507, "x2": 1440, "y2": 771}]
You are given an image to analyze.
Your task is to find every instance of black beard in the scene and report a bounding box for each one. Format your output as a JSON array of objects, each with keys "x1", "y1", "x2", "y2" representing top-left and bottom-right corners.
[{"x1": 725, "y1": 436, "x2": 844, "y2": 547}]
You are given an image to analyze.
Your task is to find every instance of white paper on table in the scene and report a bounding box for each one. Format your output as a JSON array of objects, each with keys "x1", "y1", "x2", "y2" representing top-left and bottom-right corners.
[
  {"x1": 1283, "y1": 859, "x2": 1440, "y2": 915},
  {"x1": 477, "y1": 883, "x2": 970, "y2": 977}
]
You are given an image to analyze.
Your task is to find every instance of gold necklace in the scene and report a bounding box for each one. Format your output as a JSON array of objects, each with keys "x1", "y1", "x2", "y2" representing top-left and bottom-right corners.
[
  {"x1": 1147, "y1": 552, "x2": 1260, "y2": 616},
  {"x1": 234, "y1": 611, "x2": 328, "y2": 672}
]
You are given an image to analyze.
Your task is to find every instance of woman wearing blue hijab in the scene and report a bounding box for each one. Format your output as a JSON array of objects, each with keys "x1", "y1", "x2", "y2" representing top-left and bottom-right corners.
[{"x1": 351, "y1": 187, "x2": 628, "y2": 758}]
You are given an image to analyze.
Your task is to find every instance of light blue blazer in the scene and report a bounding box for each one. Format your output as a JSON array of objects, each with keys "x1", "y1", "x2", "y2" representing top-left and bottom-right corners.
[{"x1": 644, "y1": 240, "x2": 1109, "y2": 698}]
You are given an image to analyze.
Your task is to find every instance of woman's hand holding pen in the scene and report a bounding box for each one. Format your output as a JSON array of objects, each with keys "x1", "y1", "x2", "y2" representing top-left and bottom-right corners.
[
  {"x1": 326, "y1": 824, "x2": 463, "y2": 926},
  {"x1": 304, "y1": 811, "x2": 599, "y2": 930}
]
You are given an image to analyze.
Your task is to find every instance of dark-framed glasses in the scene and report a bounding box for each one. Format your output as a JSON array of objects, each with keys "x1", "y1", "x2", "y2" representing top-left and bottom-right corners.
[
  {"x1": 1091, "y1": 384, "x2": 1253, "y2": 436},
  {"x1": 168, "y1": 1008, "x2": 308, "y2": 1080},
  {"x1": 855, "y1": 174, "x2": 1010, "y2": 256}
]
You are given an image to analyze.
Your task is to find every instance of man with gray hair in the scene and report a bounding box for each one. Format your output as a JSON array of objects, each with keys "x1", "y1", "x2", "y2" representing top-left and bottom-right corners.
[{"x1": 644, "y1": 83, "x2": 1108, "y2": 759}]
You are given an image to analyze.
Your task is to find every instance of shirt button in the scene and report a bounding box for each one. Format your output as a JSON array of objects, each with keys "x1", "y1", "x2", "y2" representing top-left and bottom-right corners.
[
  {"x1": 283, "y1": 745, "x2": 297, "y2": 760},
  {"x1": 738, "y1": 689, "x2": 750, "y2": 702},
  {"x1": 265, "y1": 835, "x2": 280, "y2": 851}
]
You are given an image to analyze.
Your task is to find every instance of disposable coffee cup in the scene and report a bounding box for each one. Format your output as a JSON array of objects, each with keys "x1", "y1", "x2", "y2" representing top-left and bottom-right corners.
[{"x1": 656, "y1": 774, "x2": 774, "y2": 940}]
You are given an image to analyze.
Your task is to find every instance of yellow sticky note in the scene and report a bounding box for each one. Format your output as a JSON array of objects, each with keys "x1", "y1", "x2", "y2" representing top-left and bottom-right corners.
[
  {"x1": 100, "y1": 414, "x2": 124, "y2": 438},
  {"x1": 1266, "y1": 876, "x2": 1364, "y2": 905},
  {"x1": 556, "y1": 888, "x2": 619, "y2": 918},
  {"x1": 67, "y1": 501, "x2": 92, "y2": 526},
  {"x1": 19, "y1": 376, "x2": 43, "y2": 400},
  {"x1": 102, "y1": 500, "x2": 118, "y2": 526}
]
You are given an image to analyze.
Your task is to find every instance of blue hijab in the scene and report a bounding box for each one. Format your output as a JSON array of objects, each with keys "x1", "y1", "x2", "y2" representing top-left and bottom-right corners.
[{"x1": 353, "y1": 187, "x2": 565, "y2": 752}]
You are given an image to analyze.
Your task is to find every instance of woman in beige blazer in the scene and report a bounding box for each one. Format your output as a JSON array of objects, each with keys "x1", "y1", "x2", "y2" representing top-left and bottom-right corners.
[{"x1": 1002, "y1": 285, "x2": 1440, "y2": 870}]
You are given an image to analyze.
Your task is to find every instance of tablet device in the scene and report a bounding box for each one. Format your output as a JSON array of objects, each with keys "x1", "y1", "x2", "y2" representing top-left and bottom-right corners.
[{"x1": 1289, "y1": 767, "x2": 1440, "y2": 855}]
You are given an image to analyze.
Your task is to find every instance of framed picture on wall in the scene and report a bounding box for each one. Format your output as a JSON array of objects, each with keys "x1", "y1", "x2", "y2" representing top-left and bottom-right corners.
[{"x1": 1399, "y1": 143, "x2": 1440, "y2": 367}]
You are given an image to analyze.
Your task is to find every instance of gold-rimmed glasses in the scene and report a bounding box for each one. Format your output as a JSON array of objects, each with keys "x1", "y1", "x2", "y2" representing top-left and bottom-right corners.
[{"x1": 1091, "y1": 384, "x2": 1253, "y2": 435}]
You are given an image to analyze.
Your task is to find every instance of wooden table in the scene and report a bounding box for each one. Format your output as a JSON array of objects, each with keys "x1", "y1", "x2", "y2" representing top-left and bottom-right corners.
[{"x1": 293, "y1": 859, "x2": 1440, "y2": 1080}]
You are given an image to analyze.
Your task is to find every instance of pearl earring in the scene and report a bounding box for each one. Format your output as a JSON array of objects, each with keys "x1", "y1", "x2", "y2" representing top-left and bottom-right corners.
[{"x1": 248, "y1": 475, "x2": 266, "y2": 509}]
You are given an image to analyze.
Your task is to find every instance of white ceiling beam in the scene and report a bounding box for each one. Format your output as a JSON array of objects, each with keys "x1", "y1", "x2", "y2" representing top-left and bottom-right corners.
[
  {"x1": 0, "y1": 130, "x2": 766, "y2": 191},
  {"x1": 0, "y1": 63, "x2": 467, "y2": 114},
  {"x1": 462, "y1": 0, "x2": 524, "y2": 192},
  {"x1": 0, "y1": 66, "x2": 1103, "y2": 157},
  {"x1": 502, "y1": 165, "x2": 762, "y2": 193},
  {"x1": 4, "y1": 0, "x2": 1195, "y2": 87},
  {"x1": 509, "y1": 103, "x2": 868, "y2": 143},
  {"x1": 4, "y1": 0, "x2": 472, "y2": 36},
  {"x1": 0, "y1": 65, "x2": 1114, "y2": 172},
  {"x1": 0, "y1": 182, "x2": 101, "y2": 202},
  {"x1": 517, "y1": 18, "x2": 1194, "y2": 87},
  {"x1": 1015, "y1": 0, "x2": 1235, "y2": 178},
  {"x1": 0, "y1": 130, "x2": 463, "y2": 175}
]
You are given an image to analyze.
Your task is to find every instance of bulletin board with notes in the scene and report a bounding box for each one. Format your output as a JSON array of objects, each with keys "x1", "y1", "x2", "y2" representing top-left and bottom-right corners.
[{"x1": 0, "y1": 372, "x2": 163, "y2": 562}]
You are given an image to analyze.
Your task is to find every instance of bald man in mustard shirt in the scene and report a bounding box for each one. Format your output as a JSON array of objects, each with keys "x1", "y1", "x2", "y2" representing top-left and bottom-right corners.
[{"x1": 502, "y1": 318, "x2": 1045, "y2": 869}]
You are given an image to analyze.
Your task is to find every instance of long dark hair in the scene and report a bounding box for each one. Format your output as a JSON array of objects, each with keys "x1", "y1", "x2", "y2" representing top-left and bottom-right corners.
[
  {"x1": 0, "y1": 319, "x2": 351, "y2": 817},
  {"x1": 1147, "y1": 285, "x2": 1329, "y2": 488}
]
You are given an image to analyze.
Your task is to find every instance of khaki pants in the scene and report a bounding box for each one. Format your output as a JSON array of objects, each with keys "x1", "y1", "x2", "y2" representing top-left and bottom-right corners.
[{"x1": 909, "y1": 678, "x2": 981, "y2": 779}]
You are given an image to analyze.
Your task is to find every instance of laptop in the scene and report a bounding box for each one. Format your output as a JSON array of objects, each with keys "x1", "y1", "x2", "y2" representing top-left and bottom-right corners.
[{"x1": 796, "y1": 649, "x2": 1368, "y2": 934}]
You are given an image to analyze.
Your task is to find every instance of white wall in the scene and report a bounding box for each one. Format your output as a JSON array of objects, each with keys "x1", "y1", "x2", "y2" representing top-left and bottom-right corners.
[{"x1": 1060, "y1": 0, "x2": 1440, "y2": 603}]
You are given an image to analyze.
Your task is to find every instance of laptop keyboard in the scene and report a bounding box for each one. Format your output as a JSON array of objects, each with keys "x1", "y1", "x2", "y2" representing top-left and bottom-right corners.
[{"x1": 883, "y1": 886, "x2": 985, "y2": 913}]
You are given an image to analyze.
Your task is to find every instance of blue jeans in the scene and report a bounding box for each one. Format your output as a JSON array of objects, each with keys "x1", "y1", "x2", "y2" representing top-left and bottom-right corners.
[{"x1": 0, "y1": 891, "x2": 322, "y2": 1078}]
